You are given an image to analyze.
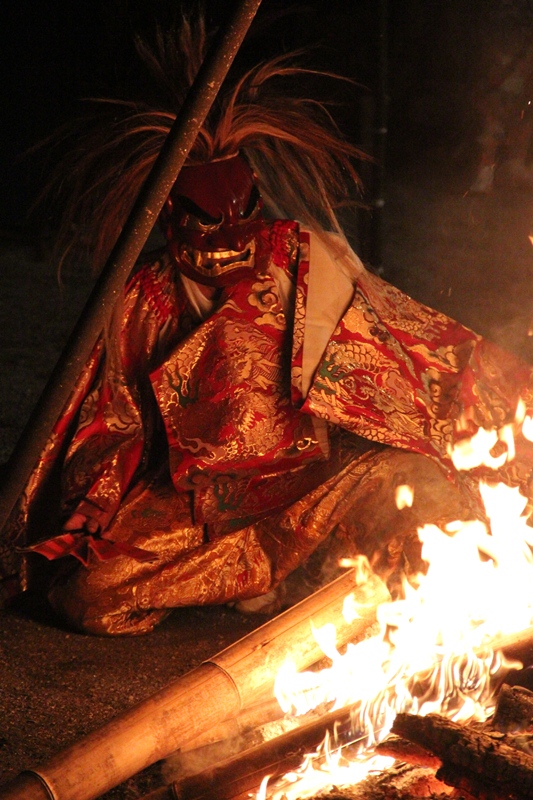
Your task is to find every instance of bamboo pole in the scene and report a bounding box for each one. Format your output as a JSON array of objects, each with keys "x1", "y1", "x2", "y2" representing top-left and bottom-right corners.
[
  {"x1": 0, "y1": 0, "x2": 263, "y2": 543},
  {"x1": 177, "y1": 695, "x2": 285, "y2": 755},
  {"x1": 162, "y1": 693, "x2": 288, "y2": 784},
  {"x1": 0, "y1": 568, "x2": 390, "y2": 800}
]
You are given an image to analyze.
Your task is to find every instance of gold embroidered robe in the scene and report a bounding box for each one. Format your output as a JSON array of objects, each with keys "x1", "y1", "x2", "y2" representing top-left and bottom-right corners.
[{"x1": 2, "y1": 220, "x2": 533, "y2": 634}]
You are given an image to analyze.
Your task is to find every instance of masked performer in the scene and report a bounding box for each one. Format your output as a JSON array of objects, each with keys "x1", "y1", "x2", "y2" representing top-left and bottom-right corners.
[{"x1": 2, "y1": 20, "x2": 533, "y2": 635}]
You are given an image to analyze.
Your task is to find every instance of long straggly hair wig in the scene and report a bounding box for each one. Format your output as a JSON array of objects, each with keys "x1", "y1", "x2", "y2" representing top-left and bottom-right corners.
[{"x1": 43, "y1": 12, "x2": 368, "y2": 276}]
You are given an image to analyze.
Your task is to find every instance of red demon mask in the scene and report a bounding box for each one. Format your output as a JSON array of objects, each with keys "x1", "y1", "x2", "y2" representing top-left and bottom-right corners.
[{"x1": 161, "y1": 153, "x2": 269, "y2": 286}]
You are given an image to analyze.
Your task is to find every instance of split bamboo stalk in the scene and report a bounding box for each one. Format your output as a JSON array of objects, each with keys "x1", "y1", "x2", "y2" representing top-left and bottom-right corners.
[
  {"x1": 0, "y1": 568, "x2": 390, "y2": 800},
  {"x1": 162, "y1": 694, "x2": 289, "y2": 786}
]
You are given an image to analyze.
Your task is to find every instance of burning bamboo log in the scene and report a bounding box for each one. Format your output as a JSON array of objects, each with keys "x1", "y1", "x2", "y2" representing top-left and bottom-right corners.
[
  {"x1": 140, "y1": 743, "x2": 451, "y2": 800},
  {"x1": 170, "y1": 701, "x2": 359, "y2": 800},
  {"x1": 173, "y1": 719, "x2": 341, "y2": 799},
  {"x1": 0, "y1": 568, "x2": 389, "y2": 800}
]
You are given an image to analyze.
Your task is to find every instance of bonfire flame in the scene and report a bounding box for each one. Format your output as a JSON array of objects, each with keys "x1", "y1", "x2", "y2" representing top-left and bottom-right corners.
[{"x1": 263, "y1": 405, "x2": 533, "y2": 799}]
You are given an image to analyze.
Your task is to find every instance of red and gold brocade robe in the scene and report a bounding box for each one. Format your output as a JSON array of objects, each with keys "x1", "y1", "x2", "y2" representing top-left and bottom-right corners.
[{"x1": 2, "y1": 219, "x2": 533, "y2": 633}]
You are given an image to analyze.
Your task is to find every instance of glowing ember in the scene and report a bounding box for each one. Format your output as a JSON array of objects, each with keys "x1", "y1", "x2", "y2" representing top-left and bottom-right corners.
[
  {"x1": 261, "y1": 406, "x2": 533, "y2": 799},
  {"x1": 395, "y1": 484, "x2": 413, "y2": 510}
]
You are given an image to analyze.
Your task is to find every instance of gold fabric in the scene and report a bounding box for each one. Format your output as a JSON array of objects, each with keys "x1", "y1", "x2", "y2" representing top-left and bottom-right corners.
[
  {"x1": 3, "y1": 223, "x2": 533, "y2": 636},
  {"x1": 48, "y1": 435, "x2": 481, "y2": 635}
]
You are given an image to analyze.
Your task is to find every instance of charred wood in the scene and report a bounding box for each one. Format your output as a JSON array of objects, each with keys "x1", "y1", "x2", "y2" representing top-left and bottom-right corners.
[
  {"x1": 391, "y1": 712, "x2": 533, "y2": 800},
  {"x1": 374, "y1": 734, "x2": 441, "y2": 769},
  {"x1": 492, "y1": 683, "x2": 533, "y2": 733},
  {"x1": 287, "y1": 763, "x2": 454, "y2": 800}
]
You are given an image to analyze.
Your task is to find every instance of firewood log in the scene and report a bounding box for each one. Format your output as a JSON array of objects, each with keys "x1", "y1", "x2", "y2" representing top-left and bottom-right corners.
[
  {"x1": 374, "y1": 734, "x2": 441, "y2": 769},
  {"x1": 391, "y1": 712, "x2": 533, "y2": 800},
  {"x1": 492, "y1": 683, "x2": 533, "y2": 732}
]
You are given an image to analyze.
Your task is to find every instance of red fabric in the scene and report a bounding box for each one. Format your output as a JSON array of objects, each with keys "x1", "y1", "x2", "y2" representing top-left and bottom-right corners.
[
  {"x1": 28, "y1": 532, "x2": 157, "y2": 566},
  {"x1": 5, "y1": 223, "x2": 533, "y2": 582}
]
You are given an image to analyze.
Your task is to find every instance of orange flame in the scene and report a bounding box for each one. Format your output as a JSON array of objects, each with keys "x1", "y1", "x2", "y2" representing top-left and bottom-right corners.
[{"x1": 263, "y1": 404, "x2": 533, "y2": 798}]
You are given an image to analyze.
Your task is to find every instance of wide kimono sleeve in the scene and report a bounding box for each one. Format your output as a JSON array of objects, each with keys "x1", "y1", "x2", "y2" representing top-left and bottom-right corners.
[
  {"x1": 58, "y1": 277, "x2": 161, "y2": 533},
  {"x1": 1, "y1": 254, "x2": 188, "y2": 594},
  {"x1": 292, "y1": 233, "x2": 533, "y2": 499}
]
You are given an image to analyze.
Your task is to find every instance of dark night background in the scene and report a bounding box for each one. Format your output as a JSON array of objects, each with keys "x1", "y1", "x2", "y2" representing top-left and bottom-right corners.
[{"x1": 0, "y1": 0, "x2": 483, "y2": 235}]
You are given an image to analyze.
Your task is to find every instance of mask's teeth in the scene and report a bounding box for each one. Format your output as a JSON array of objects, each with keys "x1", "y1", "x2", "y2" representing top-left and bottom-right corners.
[{"x1": 180, "y1": 239, "x2": 256, "y2": 275}]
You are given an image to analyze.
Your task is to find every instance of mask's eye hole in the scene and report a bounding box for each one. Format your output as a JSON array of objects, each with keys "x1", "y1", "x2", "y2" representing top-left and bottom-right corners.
[
  {"x1": 176, "y1": 195, "x2": 224, "y2": 230},
  {"x1": 240, "y1": 185, "x2": 262, "y2": 221}
]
